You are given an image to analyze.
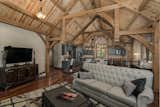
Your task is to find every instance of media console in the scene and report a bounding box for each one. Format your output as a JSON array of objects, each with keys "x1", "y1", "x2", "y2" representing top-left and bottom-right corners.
[{"x1": 0, "y1": 64, "x2": 38, "y2": 90}]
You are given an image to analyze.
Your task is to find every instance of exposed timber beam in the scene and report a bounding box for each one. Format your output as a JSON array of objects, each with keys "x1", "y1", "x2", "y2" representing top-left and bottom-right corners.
[
  {"x1": 114, "y1": 8, "x2": 120, "y2": 42},
  {"x1": 83, "y1": 30, "x2": 112, "y2": 34},
  {"x1": 120, "y1": 28, "x2": 154, "y2": 35},
  {"x1": 153, "y1": 20, "x2": 160, "y2": 92},
  {"x1": 50, "y1": 0, "x2": 65, "y2": 12},
  {"x1": 0, "y1": 0, "x2": 72, "y2": 37},
  {"x1": 71, "y1": 17, "x2": 97, "y2": 41},
  {"x1": 48, "y1": 37, "x2": 61, "y2": 41},
  {"x1": 61, "y1": 18, "x2": 66, "y2": 43},
  {"x1": 126, "y1": 0, "x2": 150, "y2": 29},
  {"x1": 97, "y1": 12, "x2": 114, "y2": 27},
  {"x1": 0, "y1": 0, "x2": 61, "y2": 32},
  {"x1": 48, "y1": 0, "x2": 78, "y2": 35},
  {"x1": 128, "y1": 35, "x2": 153, "y2": 52},
  {"x1": 63, "y1": 1, "x2": 130, "y2": 19},
  {"x1": 111, "y1": 0, "x2": 155, "y2": 21},
  {"x1": 0, "y1": 15, "x2": 48, "y2": 36}
]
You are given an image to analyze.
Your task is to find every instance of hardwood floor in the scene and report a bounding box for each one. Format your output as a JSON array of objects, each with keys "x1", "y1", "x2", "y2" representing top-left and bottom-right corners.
[{"x1": 0, "y1": 68, "x2": 73, "y2": 101}]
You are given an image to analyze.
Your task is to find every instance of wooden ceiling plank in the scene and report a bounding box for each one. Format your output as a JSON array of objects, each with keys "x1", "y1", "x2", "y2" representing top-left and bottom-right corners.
[
  {"x1": 0, "y1": 0, "x2": 61, "y2": 34},
  {"x1": 97, "y1": 12, "x2": 114, "y2": 27},
  {"x1": 64, "y1": 0, "x2": 78, "y2": 12},
  {"x1": 46, "y1": 0, "x2": 58, "y2": 20},
  {"x1": 71, "y1": 17, "x2": 97, "y2": 42},
  {"x1": 0, "y1": 15, "x2": 48, "y2": 36},
  {"x1": 139, "y1": 0, "x2": 150, "y2": 11},
  {"x1": 28, "y1": 19, "x2": 34, "y2": 26},
  {"x1": 50, "y1": 0, "x2": 65, "y2": 12},
  {"x1": 48, "y1": 0, "x2": 78, "y2": 36},
  {"x1": 126, "y1": 0, "x2": 150, "y2": 29}
]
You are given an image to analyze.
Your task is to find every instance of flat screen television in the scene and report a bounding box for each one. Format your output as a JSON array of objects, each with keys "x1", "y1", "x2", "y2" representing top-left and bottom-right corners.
[{"x1": 4, "y1": 47, "x2": 32, "y2": 64}]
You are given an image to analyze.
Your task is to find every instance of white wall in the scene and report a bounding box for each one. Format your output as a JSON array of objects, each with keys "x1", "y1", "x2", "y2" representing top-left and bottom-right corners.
[{"x1": 0, "y1": 22, "x2": 46, "y2": 75}]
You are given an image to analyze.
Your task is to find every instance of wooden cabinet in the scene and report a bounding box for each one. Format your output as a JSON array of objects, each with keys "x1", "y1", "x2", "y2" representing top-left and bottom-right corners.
[{"x1": 0, "y1": 64, "x2": 38, "y2": 89}]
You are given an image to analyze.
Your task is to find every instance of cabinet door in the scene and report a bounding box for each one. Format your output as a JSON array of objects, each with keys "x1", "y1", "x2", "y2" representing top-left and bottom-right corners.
[{"x1": 6, "y1": 70, "x2": 18, "y2": 83}]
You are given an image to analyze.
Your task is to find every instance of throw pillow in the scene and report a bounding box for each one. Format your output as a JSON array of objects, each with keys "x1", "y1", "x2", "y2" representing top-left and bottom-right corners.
[
  {"x1": 123, "y1": 81, "x2": 136, "y2": 96},
  {"x1": 131, "y1": 78, "x2": 146, "y2": 97}
]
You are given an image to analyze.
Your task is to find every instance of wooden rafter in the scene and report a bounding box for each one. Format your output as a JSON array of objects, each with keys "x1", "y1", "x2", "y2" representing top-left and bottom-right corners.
[
  {"x1": 126, "y1": 0, "x2": 150, "y2": 29},
  {"x1": 0, "y1": 0, "x2": 73, "y2": 37},
  {"x1": 0, "y1": 0, "x2": 62, "y2": 36},
  {"x1": 48, "y1": 0, "x2": 78, "y2": 36},
  {"x1": 47, "y1": 37, "x2": 61, "y2": 41},
  {"x1": 114, "y1": 8, "x2": 120, "y2": 42},
  {"x1": 119, "y1": 28, "x2": 154, "y2": 35},
  {"x1": 71, "y1": 17, "x2": 97, "y2": 41},
  {"x1": 129, "y1": 35, "x2": 153, "y2": 52},
  {"x1": 63, "y1": 2, "x2": 126, "y2": 19},
  {"x1": 0, "y1": 15, "x2": 47, "y2": 36},
  {"x1": 97, "y1": 12, "x2": 114, "y2": 27},
  {"x1": 111, "y1": 0, "x2": 155, "y2": 21},
  {"x1": 50, "y1": 0, "x2": 65, "y2": 12},
  {"x1": 61, "y1": 18, "x2": 66, "y2": 43}
]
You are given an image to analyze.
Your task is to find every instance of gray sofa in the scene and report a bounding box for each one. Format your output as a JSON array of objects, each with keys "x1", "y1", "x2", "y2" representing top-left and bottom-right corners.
[{"x1": 73, "y1": 63, "x2": 154, "y2": 107}]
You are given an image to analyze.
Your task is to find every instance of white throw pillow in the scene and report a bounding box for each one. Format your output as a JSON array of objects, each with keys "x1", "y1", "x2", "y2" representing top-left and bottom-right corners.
[{"x1": 123, "y1": 81, "x2": 136, "y2": 96}]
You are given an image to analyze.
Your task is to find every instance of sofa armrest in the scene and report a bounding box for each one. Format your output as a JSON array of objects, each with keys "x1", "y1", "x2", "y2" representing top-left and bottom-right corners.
[
  {"x1": 72, "y1": 72, "x2": 79, "y2": 79},
  {"x1": 137, "y1": 88, "x2": 154, "y2": 107}
]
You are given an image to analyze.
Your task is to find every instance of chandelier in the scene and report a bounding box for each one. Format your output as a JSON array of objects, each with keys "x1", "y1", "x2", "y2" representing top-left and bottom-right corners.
[{"x1": 36, "y1": 0, "x2": 46, "y2": 19}]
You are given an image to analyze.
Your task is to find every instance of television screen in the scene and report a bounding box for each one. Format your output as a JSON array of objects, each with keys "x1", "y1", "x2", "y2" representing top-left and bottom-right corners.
[{"x1": 4, "y1": 47, "x2": 32, "y2": 64}]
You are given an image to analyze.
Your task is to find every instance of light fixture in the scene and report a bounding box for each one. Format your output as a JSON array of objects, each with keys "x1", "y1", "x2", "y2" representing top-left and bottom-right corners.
[
  {"x1": 36, "y1": 0, "x2": 46, "y2": 19},
  {"x1": 134, "y1": 53, "x2": 140, "y2": 56}
]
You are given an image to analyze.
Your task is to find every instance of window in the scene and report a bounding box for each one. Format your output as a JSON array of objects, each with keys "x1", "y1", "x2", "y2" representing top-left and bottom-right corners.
[{"x1": 96, "y1": 44, "x2": 106, "y2": 58}]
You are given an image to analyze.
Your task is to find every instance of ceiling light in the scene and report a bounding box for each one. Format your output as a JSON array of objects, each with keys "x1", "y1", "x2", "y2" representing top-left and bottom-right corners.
[
  {"x1": 36, "y1": 11, "x2": 46, "y2": 19},
  {"x1": 134, "y1": 53, "x2": 140, "y2": 56},
  {"x1": 36, "y1": 0, "x2": 46, "y2": 19}
]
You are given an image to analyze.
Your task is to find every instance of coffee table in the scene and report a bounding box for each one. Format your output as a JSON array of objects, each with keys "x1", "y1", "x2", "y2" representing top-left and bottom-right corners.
[{"x1": 42, "y1": 86, "x2": 91, "y2": 107}]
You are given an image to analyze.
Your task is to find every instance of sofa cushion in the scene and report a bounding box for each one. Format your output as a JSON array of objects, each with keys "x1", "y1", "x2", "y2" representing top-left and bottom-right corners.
[
  {"x1": 82, "y1": 63, "x2": 153, "y2": 88},
  {"x1": 107, "y1": 87, "x2": 137, "y2": 107},
  {"x1": 79, "y1": 72, "x2": 94, "y2": 79},
  {"x1": 75, "y1": 79, "x2": 112, "y2": 94},
  {"x1": 88, "y1": 80, "x2": 113, "y2": 93},
  {"x1": 123, "y1": 81, "x2": 136, "y2": 96}
]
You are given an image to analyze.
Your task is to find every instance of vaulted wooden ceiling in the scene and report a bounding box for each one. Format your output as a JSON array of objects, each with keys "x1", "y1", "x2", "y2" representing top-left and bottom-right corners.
[{"x1": 0, "y1": 0, "x2": 159, "y2": 45}]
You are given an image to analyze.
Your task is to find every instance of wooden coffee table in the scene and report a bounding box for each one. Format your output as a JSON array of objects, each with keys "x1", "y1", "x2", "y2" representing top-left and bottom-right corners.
[{"x1": 42, "y1": 86, "x2": 91, "y2": 107}]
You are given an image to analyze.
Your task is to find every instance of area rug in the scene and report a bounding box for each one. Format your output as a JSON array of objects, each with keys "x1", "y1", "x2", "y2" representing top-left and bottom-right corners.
[{"x1": 0, "y1": 82, "x2": 105, "y2": 107}]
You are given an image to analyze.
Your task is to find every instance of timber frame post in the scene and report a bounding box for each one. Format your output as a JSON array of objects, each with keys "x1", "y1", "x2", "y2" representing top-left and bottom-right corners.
[
  {"x1": 45, "y1": 40, "x2": 50, "y2": 77},
  {"x1": 114, "y1": 8, "x2": 120, "y2": 42},
  {"x1": 152, "y1": 19, "x2": 160, "y2": 106},
  {"x1": 61, "y1": 18, "x2": 66, "y2": 43},
  {"x1": 36, "y1": 33, "x2": 50, "y2": 77}
]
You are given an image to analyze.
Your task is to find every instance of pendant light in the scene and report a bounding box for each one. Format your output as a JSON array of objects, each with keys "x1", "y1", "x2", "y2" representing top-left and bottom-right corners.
[{"x1": 36, "y1": 0, "x2": 46, "y2": 19}]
